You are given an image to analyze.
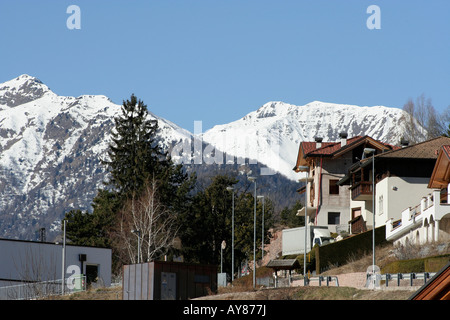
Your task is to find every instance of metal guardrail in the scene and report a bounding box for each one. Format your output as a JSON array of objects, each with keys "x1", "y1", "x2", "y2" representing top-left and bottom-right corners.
[
  {"x1": 366, "y1": 272, "x2": 436, "y2": 287},
  {"x1": 308, "y1": 276, "x2": 339, "y2": 287},
  {"x1": 262, "y1": 271, "x2": 437, "y2": 290}
]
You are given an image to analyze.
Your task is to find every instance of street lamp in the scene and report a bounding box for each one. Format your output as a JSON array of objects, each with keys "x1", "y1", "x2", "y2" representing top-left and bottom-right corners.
[
  {"x1": 62, "y1": 219, "x2": 67, "y2": 295},
  {"x1": 257, "y1": 195, "x2": 265, "y2": 264},
  {"x1": 248, "y1": 176, "x2": 257, "y2": 289},
  {"x1": 297, "y1": 165, "x2": 310, "y2": 286},
  {"x1": 220, "y1": 240, "x2": 226, "y2": 273},
  {"x1": 131, "y1": 229, "x2": 141, "y2": 264},
  {"x1": 226, "y1": 186, "x2": 235, "y2": 283},
  {"x1": 363, "y1": 148, "x2": 376, "y2": 275}
]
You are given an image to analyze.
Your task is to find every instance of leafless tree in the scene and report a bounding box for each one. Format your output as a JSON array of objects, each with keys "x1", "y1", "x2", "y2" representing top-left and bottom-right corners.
[
  {"x1": 401, "y1": 94, "x2": 444, "y2": 144},
  {"x1": 113, "y1": 178, "x2": 179, "y2": 264},
  {"x1": 8, "y1": 245, "x2": 59, "y2": 299}
]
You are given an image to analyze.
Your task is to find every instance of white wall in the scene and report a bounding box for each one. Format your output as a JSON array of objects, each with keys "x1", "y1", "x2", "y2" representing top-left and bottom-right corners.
[
  {"x1": 376, "y1": 176, "x2": 430, "y2": 228},
  {"x1": 0, "y1": 239, "x2": 111, "y2": 287}
]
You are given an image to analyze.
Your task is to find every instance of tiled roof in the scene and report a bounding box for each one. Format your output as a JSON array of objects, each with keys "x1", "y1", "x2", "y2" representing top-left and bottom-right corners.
[
  {"x1": 374, "y1": 136, "x2": 450, "y2": 160},
  {"x1": 302, "y1": 136, "x2": 363, "y2": 156},
  {"x1": 302, "y1": 136, "x2": 398, "y2": 157}
]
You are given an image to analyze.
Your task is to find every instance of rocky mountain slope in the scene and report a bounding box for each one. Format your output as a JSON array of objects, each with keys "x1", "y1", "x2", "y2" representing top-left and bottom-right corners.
[
  {"x1": 0, "y1": 75, "x2": 191, "y2": 240},
  {"x1": 0, "y1": 75, "x2": 424, "y2": 240},
  {"x1": 202, "y1": 101, "x2": 425, "y2": 181}
]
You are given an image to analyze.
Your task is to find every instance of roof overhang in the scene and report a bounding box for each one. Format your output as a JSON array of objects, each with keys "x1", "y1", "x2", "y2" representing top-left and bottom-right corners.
[
  {"x1": 331, "y1": 136, "x2": 393, "y2": 159},
  {"x1": 428, "y1": 146, "x2": 450, "y2": 189},
  {"x1": 266, "y1": 259, "x2": 301, "y2": 270},
  {"x1": 409, "y1": 262, "x2": 450, "y2": 300}
]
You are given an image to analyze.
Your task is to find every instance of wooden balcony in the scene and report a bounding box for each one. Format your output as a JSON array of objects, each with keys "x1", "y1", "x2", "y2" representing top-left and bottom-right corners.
[
  {"x1": 351, "y1": 181, "x2": 373, "y2": 201},
  {"x1": 350, "y1": 215, "x2": 367, "y2": 234}
]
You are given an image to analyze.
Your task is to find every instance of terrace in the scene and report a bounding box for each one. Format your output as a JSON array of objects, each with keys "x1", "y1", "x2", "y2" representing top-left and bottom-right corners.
[{"x1": 386, "y1": 190, "x2": 450, "y2": 244}]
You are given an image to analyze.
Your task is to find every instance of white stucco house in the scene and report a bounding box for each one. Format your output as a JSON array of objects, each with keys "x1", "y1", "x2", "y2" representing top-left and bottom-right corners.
[
  {"x1": 385, "y1": 145, "x2": 450, "y2": 245},
  {"x1": 339, "y1": 136, "x2": 450, "y2": 244}
]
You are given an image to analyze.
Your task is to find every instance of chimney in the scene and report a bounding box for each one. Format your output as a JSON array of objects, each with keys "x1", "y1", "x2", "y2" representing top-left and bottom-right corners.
[
  {"x1": 400, "y1": 138, "x2": 409, "y2": 148},
  {"x1": 339, "y1": 132, "x2": 348, "y2": 147},
  {"x1": 315, "y1": 136, "x2": 323, "y2": 149}
]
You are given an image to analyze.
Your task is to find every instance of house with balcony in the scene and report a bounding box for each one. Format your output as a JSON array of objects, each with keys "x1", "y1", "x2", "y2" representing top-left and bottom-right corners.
[
  {"x1": 339, "y1": 136, "x2": 450, "y2": 236},
  {"x1": 292, "y1": 133, "x2": 398, "y2": 233},
  {"x1": 385, "y1": 145, "x2": 450, "y2": 246}
]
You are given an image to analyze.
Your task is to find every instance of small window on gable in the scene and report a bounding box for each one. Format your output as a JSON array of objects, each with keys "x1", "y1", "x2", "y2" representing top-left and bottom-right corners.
[{"x1": 329, "y1": 179, "x2": 339, "y2": 195}]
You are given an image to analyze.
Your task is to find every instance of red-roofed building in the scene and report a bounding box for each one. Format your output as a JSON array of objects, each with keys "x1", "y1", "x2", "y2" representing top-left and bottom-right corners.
[{"x1": 292, "y1": 133, "x2": 399, "y2": 233}]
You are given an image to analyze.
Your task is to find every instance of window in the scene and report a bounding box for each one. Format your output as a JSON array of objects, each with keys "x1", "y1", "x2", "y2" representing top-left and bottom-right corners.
[
  {"x1": 378, "y1": 195, "x2": 384, "y2": 215},
  {"x1": 352, "y1": 207, "x2": 362, "y2": 219},
  {"x1": 329, "y1": 179, "x2": 339, "y2": 195},
  {"x1": 328, "y1": 212, "x2": 340, "y2": 225}
]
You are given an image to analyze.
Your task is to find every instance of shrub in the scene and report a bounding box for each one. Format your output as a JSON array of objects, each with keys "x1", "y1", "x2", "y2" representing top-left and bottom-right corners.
[{"x1": 381, "y1": 254, "x2": 450, "y2": 274}]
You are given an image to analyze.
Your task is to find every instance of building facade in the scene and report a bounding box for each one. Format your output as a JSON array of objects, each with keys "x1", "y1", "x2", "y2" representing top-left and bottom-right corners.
[
  {"x1": 293, "y1": 133, "x2": 398, "y2": 233},
  {"x1": 340, "y1": 136, "x2": 450, "y2": 240},
  {"x1": 0, "y1": 238, "x2": 112, "y2": 293},
  {"x1": 385, "y1": 144, "x2": 450, "y2": 246}
]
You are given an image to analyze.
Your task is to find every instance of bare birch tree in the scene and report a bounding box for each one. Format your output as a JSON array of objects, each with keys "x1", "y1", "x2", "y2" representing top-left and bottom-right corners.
[{"x1": 114, "y1": 178, "x2": 179, "y2": 264}]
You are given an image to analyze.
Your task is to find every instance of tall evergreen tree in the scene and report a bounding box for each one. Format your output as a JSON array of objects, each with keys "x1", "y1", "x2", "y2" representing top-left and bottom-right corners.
[
  {"x1": 102, "y1": 93, "x2": 195, "y2": 209},
  {"x1": 103, "y1": 94, "x2": 164, "y2": 198},
  {"x1": 63, "y1": 94, "x2": 195, "y2": 269}
]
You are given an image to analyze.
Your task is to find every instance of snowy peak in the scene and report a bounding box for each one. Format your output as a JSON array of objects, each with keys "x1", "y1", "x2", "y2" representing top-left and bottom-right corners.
[
  {"x1": 0, "y1": 74, "x2": 53, "y2": 108},
  {"x1": 0, "y1": 74, "x2": 425, "y2": 240},
  {"x1": 255, "y1": 101, "x2": 288, "y2": 119},
  {"x1": 203, "y1": 100, "x2": 426, "y2": 181},
  {"x1": 0, "y1": 75, "x2": 192, "y2": 240}
]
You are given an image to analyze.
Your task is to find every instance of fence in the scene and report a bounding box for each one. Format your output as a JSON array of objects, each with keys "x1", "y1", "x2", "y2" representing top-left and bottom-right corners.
[
  {"x1": 368, "y1": 272, "x2": 436, "y2": 288},
  {"x1": 0, "y1": 275, "x2": 86, "y2": 300},
  {"x1": 308, "y1": 276, "x2": 340, "y2": 287}
]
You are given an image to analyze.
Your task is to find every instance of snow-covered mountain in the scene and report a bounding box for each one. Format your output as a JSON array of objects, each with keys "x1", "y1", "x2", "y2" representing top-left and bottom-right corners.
[
  {"x1": 0, "y1": 75, "x2": 191, "y2": 239},
  {"x1": 0, "y1": 75, "x2": 424, "y2": 240},
  {"x1": 202, "y1": 101, "x2": 425, "y2": 181}
]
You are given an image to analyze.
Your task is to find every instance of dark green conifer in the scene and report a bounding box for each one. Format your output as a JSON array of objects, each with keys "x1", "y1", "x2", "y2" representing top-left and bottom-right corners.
[{"x1": 103, "y1": 94, "x2": 163, "y2": 198}]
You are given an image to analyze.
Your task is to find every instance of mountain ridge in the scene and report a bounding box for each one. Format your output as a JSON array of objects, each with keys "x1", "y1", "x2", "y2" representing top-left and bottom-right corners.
[
  {"x1": 0, "y1": 74, "x2": 192, "y2": 240},
  {"x1": 201, "y1": 100, "x2": 423, "y2": 180},
  {"x1": 0, "y1": 74, "x2": 425, "y2": 240}
]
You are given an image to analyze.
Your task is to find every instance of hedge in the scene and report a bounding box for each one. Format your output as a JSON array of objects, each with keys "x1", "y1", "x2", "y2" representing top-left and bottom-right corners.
[
  {"x1": 381, "y1": 254, "x2": 450, "y2": 274},
  {"x1": 315, "y1": 226, "x2": 387, "y2": 273}
]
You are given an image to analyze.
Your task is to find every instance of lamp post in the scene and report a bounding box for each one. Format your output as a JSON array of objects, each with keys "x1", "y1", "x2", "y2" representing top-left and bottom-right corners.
[
  {"x1": 257, "y1": 195, "x2": 265, "y2": 264},
  {"x1": 221, "y1": 240, "x2": 226, "y2": 273},
  {"x1": 297, "y1": 165, "x2": 310, "y2": 286},
  {"x1": 248, "y1": 176, "x2": 257, "y2": 289},
  {"x1": 364, "y1": 148, "x2": 376, "y2": 273},
  {"x1": 131, "y1": 229, "x2": 141, "y2": 264},
  {"x1": 226, "y1": 186, "x2": 235, "y2": 283},
  {"x1": 62, "y1": 219, "x2": 67, "y2": 295}
]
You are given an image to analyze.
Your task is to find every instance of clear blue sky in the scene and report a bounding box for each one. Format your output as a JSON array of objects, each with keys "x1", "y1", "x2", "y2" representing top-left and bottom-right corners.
[{"x1": 0, "y1": 1, "x2": 449, "y2": 132}]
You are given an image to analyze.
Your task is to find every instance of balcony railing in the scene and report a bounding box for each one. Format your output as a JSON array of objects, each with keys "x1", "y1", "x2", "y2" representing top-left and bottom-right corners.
[
  {"x1": 386, "y1": 190, "x2": 450, "y2": 243},
  {"x1": 351, "y1": 181, "x2": 373, "y2": 201}
]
